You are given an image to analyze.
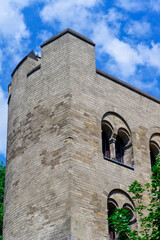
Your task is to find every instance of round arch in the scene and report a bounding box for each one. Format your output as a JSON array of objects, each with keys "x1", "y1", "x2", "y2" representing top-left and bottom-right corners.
[
  {"x1": 108, "y1": 188, "x2": 135, "y2": 208},
  {"x1": 97, "y1": 103, "x2": 133, "y2": 134}
]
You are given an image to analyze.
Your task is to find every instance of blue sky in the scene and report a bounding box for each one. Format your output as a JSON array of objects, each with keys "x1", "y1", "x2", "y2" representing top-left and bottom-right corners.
[{"x1": 1, "y1": 0, "x2": 160, "y2": 164}]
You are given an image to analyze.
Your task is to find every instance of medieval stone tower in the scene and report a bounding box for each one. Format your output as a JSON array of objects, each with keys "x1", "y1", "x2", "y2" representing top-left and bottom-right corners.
[{"x1": 4, "y1": 29, "x2": 160, "y2": 240}]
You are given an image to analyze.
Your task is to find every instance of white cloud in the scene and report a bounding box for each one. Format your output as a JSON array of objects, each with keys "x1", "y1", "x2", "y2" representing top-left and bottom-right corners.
[
  {"x1": 40, "y1": 0, "x2": 160, "y2": 82},
  {"x1": 107, "y1": 40, "x2": 141, "y2": 77},
  {"x1": 73, "y1": 0, "x2": 99, "y2": 7},
  {"x1": 115, "y1": 0, "x2": 145, "y2": 12},
  {"x1": 106, "y1": 8, "x2": 125, "y2": 23},
  {"x1": 0, "y1": 87, "x2": 8, "y2": 156},
  {"x1": 150, "y1": 0, "x2": 160, "y2": 12},
  {"x1": 92, "y1": 21, "x2": 114, "y2": 49},
  {"x1": 125, "y1": 20, "x2": 151, "y2": 37},
  {"x1": 37, "y1": 30, "x2": 53, "y2": 43},
  {"x1": 116, "y1": 0, "x2": 160, "y2": 13},
  {"x1": 0, "y1": 0, "x2": 33, "y2": 72},
  {"x1": 0, "y1": 0, "x2": 31, "y2": 40},
  {"x1": 0, "y1": 0, "x2": 38, "y2": 155},
  {"x1": 40, "y1": 1, "x2": 142, "y2": 77},
  {"x1": 103, "y1": 8, "x2": 126, "y2": 36},
  {"x1": 92, "y1": 22, "x2": 142, "y2": 77},
  {"x1": 40, "y1": 0, "x2": 101, "y2": 31},
  {"x1": 93, "y1": 20, "x2": 160, "y2": 79},
  {"x1": 0, "y1": 0, "x2": 48, "y2": 69},
  {"x1": 137, "y1": 42, "x2": 160, "y2": 71},
  {"x1": 131, "y1": 77, "x2": 160, "y2": 98}
]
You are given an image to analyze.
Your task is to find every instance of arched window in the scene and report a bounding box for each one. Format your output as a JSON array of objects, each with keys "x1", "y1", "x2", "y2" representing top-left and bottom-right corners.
[
  {"x1": 123, "y1": 203, "x2": 136, "y2": 225},
  {"x1": 108, "y1": 200, "x2": 117, "y2": 240},
  {"x1": 115, "y1": 135, "x2": 124, "y2": 163},
  {"x1": 150, "y1": 141, "x2": 159, "y2": 167},
  {"x1": 102, "y1": 121, "x2": 113, "y2": 159},
  {"x1": 115, "y1": 128, "x2": 132, "y2": 165},
  {"x1": 107, "y1": 191, "x2": 137, "y2": 240},
  {"x1": 102, "y1": 113, "x2": 133, "y2": 167},
  {"x1": 102, "y1": 130, "x2": 110, "y2": 158}
]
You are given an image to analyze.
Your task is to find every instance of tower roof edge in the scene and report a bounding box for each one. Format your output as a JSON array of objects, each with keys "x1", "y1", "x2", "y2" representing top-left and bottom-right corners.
[
  {"x1": 11, "y1": 50, "x2": 38, "y2": 77},
  {"x1": 40, "y1": 28, "x2": 96, "y2": 48},
  {"x1": 96, "y1": 68, "x2": 160, "y2": 104}
]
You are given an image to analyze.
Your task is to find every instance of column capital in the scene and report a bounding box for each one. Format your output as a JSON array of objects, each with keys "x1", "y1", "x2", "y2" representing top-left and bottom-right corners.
[{"x1": 109, "y1": 138, "x2": 116, "y2": 144}]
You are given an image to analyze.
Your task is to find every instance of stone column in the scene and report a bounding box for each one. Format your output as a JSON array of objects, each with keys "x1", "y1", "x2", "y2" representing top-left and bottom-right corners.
[{"x1": 109, "y1": 138, "x2": 116, "y2": 160}]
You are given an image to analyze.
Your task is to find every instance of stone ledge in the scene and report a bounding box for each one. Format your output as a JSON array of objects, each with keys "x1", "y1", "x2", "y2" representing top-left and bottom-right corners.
[
  {"x1": 104, "y1": 157, "x2": 134, "y2": 170},
  {"x1": 27, "y1": 64, "x2": 41, "y2": 77}
]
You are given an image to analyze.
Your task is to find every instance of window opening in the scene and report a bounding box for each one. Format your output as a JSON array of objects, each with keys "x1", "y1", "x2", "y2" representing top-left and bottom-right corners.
[
  {"x1": 150, "y1": 150, "x2": 156, "y2": 167},
  {"x1": 150, "y1": 142, "x2": 159, "y2": 168},
  {"x1": 108, "y1": 202, "x2": 116, "y2": 240},
  {"x1": 102, "y1": 122, "x2": 112, "y2": 159},
  {"x1": 115, "y1": 135, "x2": 124, "y2": 163},
  {"x1": 102, "y1": 130, "x2": 110, "y2": 158},
  {"x1": 123, "y1": 204, "x2": 134, "y2": 224}
]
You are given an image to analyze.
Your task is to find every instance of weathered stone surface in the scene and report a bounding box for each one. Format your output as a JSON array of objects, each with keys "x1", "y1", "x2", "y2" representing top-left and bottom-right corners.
[{"x1": 3, "y1": 29, "x2": 160, "y2": 239}]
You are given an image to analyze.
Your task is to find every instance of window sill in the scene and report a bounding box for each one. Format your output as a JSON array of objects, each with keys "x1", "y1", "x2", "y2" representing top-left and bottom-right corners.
[{"x1": 104, "y1": 157, "x2": 134, "y2": 170}]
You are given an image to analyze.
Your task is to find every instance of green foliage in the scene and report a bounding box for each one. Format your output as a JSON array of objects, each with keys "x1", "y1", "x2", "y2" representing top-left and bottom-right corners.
[
  {"x1": 107, "y1": 156, "x2": 160, "y2": 240},
  {"x1": 0, "y1": 161, "x2": 5, "y2": 240}
]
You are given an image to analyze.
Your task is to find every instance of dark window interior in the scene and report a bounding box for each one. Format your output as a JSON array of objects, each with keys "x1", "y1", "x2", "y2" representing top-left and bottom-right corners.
[
  {"x1": 150, "y1": 143, "x2": 159, "y2": 168},
  {"x1": 102, "y1": 130, "x2": 110, "y2": 158},
  {"x1": 102, "y1": 123, "x2": 112, "y2": 159},
  {"x1": 108, "y1": 202, "x2": 116, "y2": 240},
  {"x1": 150, "y1": 150, "x2": 156, "y2": 167},
  {"x1": 116, "y1": 135, "x2": 124, "y2": 163}
]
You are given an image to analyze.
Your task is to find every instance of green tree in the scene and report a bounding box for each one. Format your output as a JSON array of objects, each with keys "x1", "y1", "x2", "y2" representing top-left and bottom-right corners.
[
  {"x1": 107, "y1": 156, "x2": 160, "y2": 240},
  {"x1": 0, "y1": 161, "x2": 5, "y2": 240}
]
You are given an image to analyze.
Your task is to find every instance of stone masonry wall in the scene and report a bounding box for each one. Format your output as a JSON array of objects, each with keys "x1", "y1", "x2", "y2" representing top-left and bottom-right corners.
[{"x1": 4, "y1": 30, "x2": 160, "y2": 240}]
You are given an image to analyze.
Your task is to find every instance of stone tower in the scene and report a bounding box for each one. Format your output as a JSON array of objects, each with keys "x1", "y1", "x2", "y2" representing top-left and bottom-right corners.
[{"x1": 4, "y1": 29, "x2": 160, "y2": 240}]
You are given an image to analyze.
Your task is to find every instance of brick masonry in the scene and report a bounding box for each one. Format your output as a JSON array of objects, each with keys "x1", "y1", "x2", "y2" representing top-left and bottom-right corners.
[{"x1": 3, "y1": 29, "x2": 160, "y2": 240}]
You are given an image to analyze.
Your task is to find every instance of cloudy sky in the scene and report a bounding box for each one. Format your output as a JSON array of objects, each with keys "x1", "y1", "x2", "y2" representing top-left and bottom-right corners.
[{"x1": 1, "y1": 0, "x2": 160, "y2": 164}]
